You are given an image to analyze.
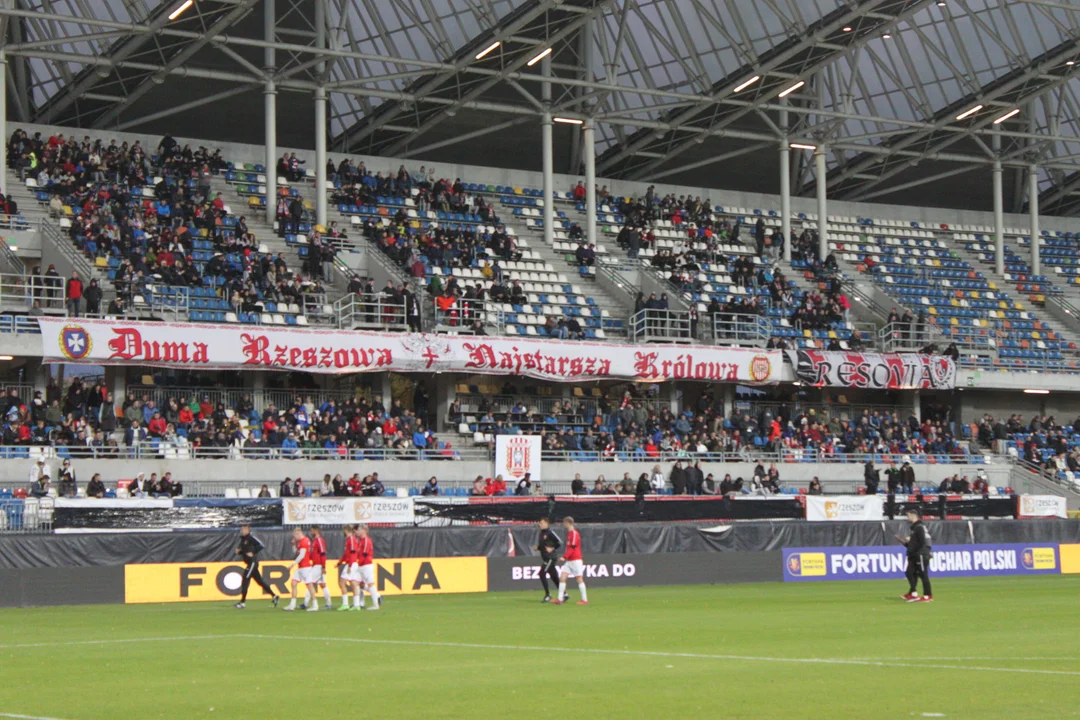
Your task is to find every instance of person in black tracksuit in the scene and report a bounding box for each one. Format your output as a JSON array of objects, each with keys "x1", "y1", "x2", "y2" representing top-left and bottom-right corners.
[
  {"x1": 535, "y1": 518, "x2": 565, "y2": 603},
  {"x1": 901, "y1": 508, "x2": 933, "y2": 602},
  {"x1": 235, "y1": 525, "x2": 279, "y2": 609}
]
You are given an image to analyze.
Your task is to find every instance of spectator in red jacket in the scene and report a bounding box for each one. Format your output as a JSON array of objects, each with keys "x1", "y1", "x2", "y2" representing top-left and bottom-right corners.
[
  {"x1": 65, "y1": 271, "x2": 83, "y2": 316},
  {"x1": 147, "y1": 411, "x2": 167, "y2": 437}
]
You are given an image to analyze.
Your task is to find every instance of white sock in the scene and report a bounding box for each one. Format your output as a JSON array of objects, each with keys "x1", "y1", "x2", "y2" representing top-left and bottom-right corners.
[
  {"x1": 578, "y1": 582, "x2": 588, "y2": 602},
  {"x1": 557, "y1": 581, "x2": 566, "y2": 599},
  {"x1": 353, "y1": 592, "x2": 362, "y2": 608},
  {"x1": 323, "y1": 586, "x2": 331, "y2": 604},
  {"x1": 368, "y1": 585, "x2": 381, "y2": 606}
]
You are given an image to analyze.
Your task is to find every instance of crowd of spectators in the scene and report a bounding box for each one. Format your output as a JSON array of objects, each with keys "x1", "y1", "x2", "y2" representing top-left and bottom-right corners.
[{"x1": 8, "y1": 129, "x2": 328, "y2": 320}]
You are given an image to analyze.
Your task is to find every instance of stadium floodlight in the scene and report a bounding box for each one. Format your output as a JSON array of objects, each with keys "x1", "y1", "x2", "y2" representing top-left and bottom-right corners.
[
  {"x1": 842, "y1": 26, "x2": 853, "y2": 32},
  {"x1": 554, "y1": 117, "x2": 583, "y2": 125},
  {"x1": 882, "y1": 33, "x2": 892, "y2": 39},
  {"x1": 789, "y1": 143, "x2": 817, "y2": 150},
  {"x1": 1068, "y1": 61, "x2": 1076, "y2": 66},
  {"x1": 778, "y1": 80, "x2": 804, "y2": 98},
  {"x1": 168, "y1": 0, "x2": 193, "y2": 20},
  {"x1": 993, "y1": 108, "x2": 1020, "y2": 125},
  {"x1": 1024, "y1": 389, "x2": 1050, "y2": 394},
  {"x1": 527, "y1": 47, "x2": 553, "y2": 67},
  {"x1": 0, "y1": 355, "x2": 12, "y2": 361},
  {"x1": 733, "y1": 75, "x2": 760, "y2": 93},
  {"x1": 475, "y1": 41, "x2": 501, "y2": 60},
  {"x1": 955, "y1": 104, "x2": 983, "y2": 121}
]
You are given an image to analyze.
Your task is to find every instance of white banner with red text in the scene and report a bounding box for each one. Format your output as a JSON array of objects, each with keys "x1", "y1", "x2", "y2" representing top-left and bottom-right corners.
[
  {"x1": 281, "y1": 497, "x2": 415, "y2": 525},
  {"x1": 788, "y1": 350, "x2": 956, "y2": 390},
  {"x1": 36, "y1": 318, "x2": 781, "y2": 383},
  {"x1": 804, "y1": 495, "x2": 885, "y2": 522},
  {"x1": 495, "y1": 435, "x2": 542, "y2": 484}
]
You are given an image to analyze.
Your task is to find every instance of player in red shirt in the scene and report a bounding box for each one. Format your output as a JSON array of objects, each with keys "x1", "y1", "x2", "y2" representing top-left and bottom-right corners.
[
  {"x1": 309, "y1": 526, "x2": 332, "y2": 611},
  {"x1": 283, "y1": 527, "x2": 314, "y2": 611},
  {"x1": 355, "y1": 524, "x2": 382, "y2": 610},
  {"x1": 337, "y1": 525, "x2": 361, "y2": 611},
  {"x1": 551, "y1": 516, "x2": 588, "y2": 606}
]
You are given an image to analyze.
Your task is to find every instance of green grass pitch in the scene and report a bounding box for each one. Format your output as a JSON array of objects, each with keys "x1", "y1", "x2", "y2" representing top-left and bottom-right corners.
[{"x1": 1, "y1": 577, "x2": 1079, "y2": 720}]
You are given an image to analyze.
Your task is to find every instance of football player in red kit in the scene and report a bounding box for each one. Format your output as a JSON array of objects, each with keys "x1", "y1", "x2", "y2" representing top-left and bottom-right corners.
[
  {"x1": 355, "y1": 524, "x2": 382, "y2": 610},
  {"x1": 283, "y1": 527, "x2": 313, "y2": 611},
  {"x1": 337, "y1": 525, "x2": 361, "y2": 611},
  {"x1": 308, "y1": 526, "x2": 332, "y2": 611},
  {"x1": 551, "y1": 517, "x2": 588, "y2": 606}
]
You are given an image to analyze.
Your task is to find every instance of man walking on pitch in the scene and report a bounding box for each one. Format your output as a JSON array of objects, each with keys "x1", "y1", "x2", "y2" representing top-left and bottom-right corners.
[
  {"x1": 900, "y1": 508, "x2": 933, "y2": 602},
  {"x1": 535, "y1": 518, "x2": 564, "y2": 603},
  {"x1": 551, "y1": 517, "x2": 588, "y2": 606},
  {"x1": 234, "y1": 524, "x2": 279, "y2": 609}
]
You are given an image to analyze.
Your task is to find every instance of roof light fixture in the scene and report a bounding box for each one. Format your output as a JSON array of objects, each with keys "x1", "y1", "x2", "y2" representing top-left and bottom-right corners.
[
  {"x1": 554, "y1": 117, "x2": 583, "y2": 125},
  {"x1": 882, "y1": 33, "x2": 892, "y2": 39},
  {"x1": 168, "y1": 0, "x2": 193, "y2": 20},
  {"x1": 527, "y1": 47, "x2": 552, "y2": 67},
  {"x1": 778, "y1": 80, "x2": 804, "y2": 98},
  {"x1": 1024, "y1": 389, "x2": 1050, "y2": 395},
  {"x1": 475, "y1": 41, "x2": 501, "y2": 60},
  {"x1": 843, "y1": 26, "x2": 853, "y2": 32},
  {"x1": 0, "y1": 355, "x2": 12, "y2": 361},
  {"x1": 789, "y1": 142, "x2": 817, "y2": 150},
  {"x1": 993, "y1": 108, "x2": 1020, "y2": 125},
  {"x1": 955, "y1": 104, "x2": 983, "y2": 121},
  {"x1": 1068, "y1": 60, "x2": 1076, "y2": 66},
  {"x1": 733, "y1": 75, "x2": 761, "y2": 93}
]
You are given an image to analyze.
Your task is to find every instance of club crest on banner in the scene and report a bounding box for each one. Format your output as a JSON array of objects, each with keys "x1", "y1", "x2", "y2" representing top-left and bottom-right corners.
[
  {"x1": 750, "y1": 354, "x2": 772, "y2": 383},
  {"x1": 353, "y1": 500, "x2": 374, "y2": 521},
  {"x1": 285, "y1": 500, "x2": 307, "y2": 522},
  {"x1": 59, "y1": 324, "x2": 92, "y2": 360},
  {"x1": 506, "y1": 436, "x2": 532, "y2": 477}
]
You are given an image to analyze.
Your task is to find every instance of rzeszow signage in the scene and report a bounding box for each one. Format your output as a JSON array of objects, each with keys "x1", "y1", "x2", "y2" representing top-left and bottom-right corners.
[
  {"x1": 804, "y1": 495, "x2": 884, "y2": 522},
  {"x1": 495, "y1": 435, "x2": 542, "y2": 483},
  {"x1": 281, "y1": 497, "x2": 414, "y2": 525},
  {"x1": 1018, "y1": 495, "x2": 1067, "y2": 519},
  {"x1": 37, "y1": 318, "x2": 780, "y2": 384}
]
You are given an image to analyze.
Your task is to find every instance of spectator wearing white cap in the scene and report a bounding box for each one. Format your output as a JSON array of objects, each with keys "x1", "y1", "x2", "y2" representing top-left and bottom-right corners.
[{"x1": 28, "y1": 456, "x2": 47, "y2": 488}]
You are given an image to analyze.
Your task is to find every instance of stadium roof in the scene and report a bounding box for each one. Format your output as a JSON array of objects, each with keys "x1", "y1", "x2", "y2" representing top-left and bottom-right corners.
[{"x1": 3, "y1": 0, "x2": 1080, "y2": 213}]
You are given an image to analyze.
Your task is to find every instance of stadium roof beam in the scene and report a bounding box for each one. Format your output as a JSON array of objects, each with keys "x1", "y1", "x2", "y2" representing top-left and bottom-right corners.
[
  {"x1": 330, "y1": 0, "x2": 608, "y2": 155},
  {"x1": 593, "y1": 0, "x2": 937, "y2": 180},
  {"x1": 88, "y1": 0, "x2": 263, "y2": 129},
  {"x1": 29, "y1": 0, "x2": 208, "y2": 125},
  {"x1": 815, "y1": 37, "x2": 1080, "y2": 201}
]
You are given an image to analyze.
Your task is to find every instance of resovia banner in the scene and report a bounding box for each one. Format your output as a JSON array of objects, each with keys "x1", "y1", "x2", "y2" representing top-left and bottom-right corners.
[
  {"x1": 783, "y1": 543, "x2": 1060, "y2": 581},
  {"x1": 281, "y1": 497, "x2": 414, "y2": 525}
]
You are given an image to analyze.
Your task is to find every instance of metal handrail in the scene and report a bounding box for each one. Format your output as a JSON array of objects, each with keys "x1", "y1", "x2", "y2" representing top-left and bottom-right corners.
[
  {"x1": 0, "y1": 233, "x2": 26, "y2": 275},
  {"x1": 711, "y1": 312, "x2": 769, "y2": 347},
  {"x1": 432, "y1": 296, "x2": 504, "y2": 334},
  {"x1": 0, "y1": 272, "x2": 66, "y2": 312},
  {"x1": 630, "y1": 308, "x2": 692, "y2": 343},
  {"x1": 0, "y1": 444, "x2": 1015, "y2": 467},
  {"x1": 336, "y1": 293, "x2": 408, "y2": 330},
  {"x1": 41, "y1": 219, "x2": 95, "y2": 282}
]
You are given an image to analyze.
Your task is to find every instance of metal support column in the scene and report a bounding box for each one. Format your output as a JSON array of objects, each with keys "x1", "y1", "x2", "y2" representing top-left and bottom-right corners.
[
  {"x1": 815, "y1": 146, "x2": 828, "y2": 261},
  {"x1": 584, "y1": 119, "x2": 596, "y2": 248},
  {"x1": 263, "y1": 0, "x2": 277, "y2": 219},
  {"x1": 541, "y1": 56, "x2": 554, "y2": 246},
  {"x1": 314, "y1": 0, "x2": 327, "y2": 228},
  {"x1": 780, "y1": 108, "x2": 791, "y2": 263},
  {"x1": 992, "y1": 135, "x2": 1004, "y2": 276},
  {"x1": 1029, "y1": 164, "x2": 1040, "y2": 277},
  {"x1": 0, "y1": 50, "x2": 7, "y2": 189}
]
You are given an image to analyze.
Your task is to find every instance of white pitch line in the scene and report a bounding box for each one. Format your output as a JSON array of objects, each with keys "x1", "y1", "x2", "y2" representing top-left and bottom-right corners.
[
  {"x1": 3, "y1": 634, "x2": 1080, "y2": 678},
  {"x1": 0, "y1": 713, "x2": 72, "y2": 720}
]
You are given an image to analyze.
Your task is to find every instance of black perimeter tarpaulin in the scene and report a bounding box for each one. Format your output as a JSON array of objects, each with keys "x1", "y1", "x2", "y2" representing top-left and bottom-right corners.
[
  {"x1": 2, "y1": 519, "x2": 1078, "y2": 569},
  {"x1": 417, "y1": 496, "x2": 805, "y2": 524},
  {"x1": 53, "y1": 500, "x2": 283, "y2": 531}
]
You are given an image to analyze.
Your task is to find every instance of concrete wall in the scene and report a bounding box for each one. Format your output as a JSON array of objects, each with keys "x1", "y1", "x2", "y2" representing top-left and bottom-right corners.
[{"x1": 0, "y1": 457, "x2": 1010, "y2": 492}]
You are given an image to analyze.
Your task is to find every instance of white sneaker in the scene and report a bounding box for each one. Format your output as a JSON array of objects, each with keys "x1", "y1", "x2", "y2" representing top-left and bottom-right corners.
[
  {"x1": 306, "y1": 605, "x2": 319, "y2": 612},
  {"x1": 283, "y1": 605, "x2": 295, "y2": 611}
]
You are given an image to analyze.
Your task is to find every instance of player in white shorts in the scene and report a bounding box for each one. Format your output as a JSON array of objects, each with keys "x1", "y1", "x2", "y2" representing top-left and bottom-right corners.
[
  {"x1": 552, "y1": 516, "x2": 588, "y2": 606},
  {"x1": 337, "y1": 525, "x2": 362, "y2": 611},
  {"x1": 354, "y1": 524, "x2": 382, "y2": 610}
]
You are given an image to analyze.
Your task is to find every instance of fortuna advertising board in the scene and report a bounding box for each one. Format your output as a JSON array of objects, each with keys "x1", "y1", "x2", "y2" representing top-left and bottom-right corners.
[
  {"x1": 783, "y1": 543, "x2": 1060, "y2": 581},
  {"x1": 38, "y1": 317, "x2": 781, "y2": 384}
]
